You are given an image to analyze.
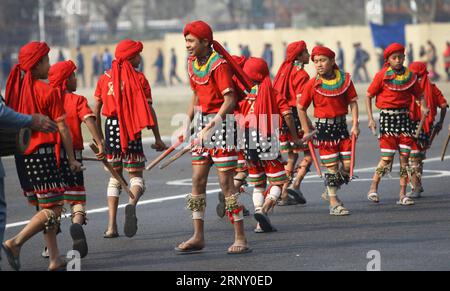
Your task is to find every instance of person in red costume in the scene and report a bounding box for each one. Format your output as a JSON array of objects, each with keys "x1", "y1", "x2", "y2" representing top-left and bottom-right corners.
[
  {"x1": 274, "y1": 41, "x2": 313, "y2": 206},
  {"x1": 407, "y1": 61, "x2": 447, "y2": 198},
  {"x1": 366, "y1": 43, "x2": 429, "y2": 206},
  {"x1": 94, "y1": 39, "x2": 167, "y2": 239},
  {"x1": 298, "y1": 46, "x2": 360, "y2": 216},
  {"x1": 177, "y1": 20, "x2": 252, "y2": 254},
  {"x1": 2, "y1": 42, "x2": 83, "y2": 271}
]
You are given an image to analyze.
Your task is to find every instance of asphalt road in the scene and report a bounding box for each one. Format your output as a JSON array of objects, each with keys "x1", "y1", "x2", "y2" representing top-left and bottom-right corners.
[{"x1": 1, "y1": 118, "x2": 450, "y2": 271}]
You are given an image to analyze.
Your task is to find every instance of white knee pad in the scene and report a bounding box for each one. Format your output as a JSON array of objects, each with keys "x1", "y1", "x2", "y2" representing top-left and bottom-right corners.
[
  {"x1": 130, "y1": 177, "x2": 146, "y2": 193},
  {"x1": 267, "y1": 186, "x2": 281, "y2": 202},
  {"x1": 107, "y1": 178, "x2": 122, "y2": 197},
  {"x1": 252, "y1": 187, "x2": 265, "y2": 211}
]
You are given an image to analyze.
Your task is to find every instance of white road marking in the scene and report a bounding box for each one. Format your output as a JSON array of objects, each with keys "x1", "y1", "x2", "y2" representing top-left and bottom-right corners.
[{"x1": 5, "y1": 155, "x2": 450, "y2": 230}]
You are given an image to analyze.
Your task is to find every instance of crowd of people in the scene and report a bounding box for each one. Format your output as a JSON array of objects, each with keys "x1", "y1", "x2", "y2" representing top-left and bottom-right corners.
[{"x1": 0, "y1": 20, "x2": 449, "y2": 270}]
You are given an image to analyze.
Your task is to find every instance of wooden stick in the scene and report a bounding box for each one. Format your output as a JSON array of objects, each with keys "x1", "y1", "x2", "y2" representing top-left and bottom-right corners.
[
  {"x1": 89, "y1": 143, "x2": 135, "y2": 200},
  {"x1": 82, "y1": 156, "x2": 101, "y2": 162},
  {"x1": 159, "y1": 145, "x2": 191, "y2": 170},
  {"x1": 145, "y1": 136, "x2": 184, "y2": 171},
  {"x1": 307, "y1": 140, "x2": 322, "y2": 178},
  {"x1": 350, "y1": 134, "x2": 357, "y2": 179},
  {"x1": 441, "y1": 134, "x2": 450, "y2": 161},
  {"x1": 415, "y1": 114, "x2": 427, "y2": 139}
]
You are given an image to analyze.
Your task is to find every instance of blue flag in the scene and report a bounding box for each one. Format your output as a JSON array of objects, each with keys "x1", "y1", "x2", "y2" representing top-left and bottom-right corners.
[{"x1": 370, "y1": 22, "x2": 406, "y2": 49}]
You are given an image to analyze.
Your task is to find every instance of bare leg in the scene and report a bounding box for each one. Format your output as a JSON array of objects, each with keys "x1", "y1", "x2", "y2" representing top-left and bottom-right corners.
[{"x1": 177, "y1": 164, "x2": 210, "y2": 250}]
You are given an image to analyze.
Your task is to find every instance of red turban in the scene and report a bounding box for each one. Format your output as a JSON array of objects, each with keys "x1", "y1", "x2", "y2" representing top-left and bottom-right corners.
[
  {"x1": 274, "y1": 41, "x2": 307, "y2": 103},
  {"x1": 5, "y1": 41, "x2": 50, "y2": 113},
  {"x1": 48, "y1": 60, "x2": 77, "y2": 90},
  {"x1": 184, "y1": 20, "x2": 254, "y2": 92},
  {"x1": 48, "y1": 60, "x2": 77, "y2": 166},
  {"x1": 384, "y1": 43, "x2": 405, "y2": 61},
  {"x1": 243, "y1": 57, "x2": 280, "y2": 137},
  {"x1": 310, "y1": 46, "x2": 339, "y2": 71},
  {"x1": 115, "y1": 39, "x2": 143, "y2": 61},
  {"x1": 232, "y1": 55, "x2": 247, "y2": 68},
  {"x1": 409, "y1": 61, "x2": 435, "y2": 134},
  {"x1": 112, "y1": 39, "x2": 154, "y2": 152}
]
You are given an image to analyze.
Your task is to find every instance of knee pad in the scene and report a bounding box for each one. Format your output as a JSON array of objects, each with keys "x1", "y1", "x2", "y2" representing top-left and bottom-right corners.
[
  {"x1": 324, "y1": 171, "x2": 349, "y2": 188},
  {"x1": 186, "y1": 193, "x2": 206, "y2": 220},
  {"x1": 399, "y1": 166, "x2": 409, "y2": 178},
  {"x1": 375, "y1": 161, "x2": 392, "y2": 177},
  {"x1": 130, "y1": 177, "x2": 146, "y2": 193},
  {"x1": 252, "y1": 187, "x2": 265, "y2": 210},
  {"x1": 107, "y1": 178, "x2": 122, "y2": 197},
  {"x1": 267, "y1": 185, "x2": 281, "y2": 202},
  {"x1": 71, "y1": 204, "x2": 87, "y2": 225},
  {"x1": 225, "y1": 193, "x2": 244, "y2": 223},
  {"x1": 41, "y1": 208, "x2": 61, "y2": 233}
]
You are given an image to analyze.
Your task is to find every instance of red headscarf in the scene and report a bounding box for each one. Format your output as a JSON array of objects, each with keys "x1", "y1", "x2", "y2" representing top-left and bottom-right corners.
[
  {"x1": 273, "y1": 41, "x2": 307, "y2": 101},
  {"x1": 183, "y1": 20, "x2": 254, "y2": 92},
  {"x1": 48, "y1": 60, "x2": 78, "y2": 166},
  {"x1": 48, "y1": 60, "x2": 77, "y2": 92},
  {"x1": 310, "y1": 46, "x2": 339, "y2": 70},
  {"x1": 243, "y1": 57, "x2": 280, "y2": 137},
  {"x1": 384, "y1": 43, "x2": 405, "y2": 64},
  {"x1": 112, "y1": 39, "x2": 155, "y2": 152},
  {"x1": 5, "y1": 41, "x2": 50, "y2": 113},
  {"x1": 409, "y1": 61, "x2": 435, "y2": 134}
]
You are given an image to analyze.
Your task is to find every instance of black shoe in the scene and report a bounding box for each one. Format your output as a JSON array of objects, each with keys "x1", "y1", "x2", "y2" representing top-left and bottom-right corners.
[
  {"x1": 124, "y1": 204, "x2": 138, "y2": 238},
  {"x1": 287, "y1": 188, "x2": 307, "y2": 204},
  {"x1": 216, "y1": 191, "x2": 226, "y2": 218},
  {"x1": 253, "y1": 211, "x2": 275, "y2": 232},
  {"x1": 70, "y1": 223, "x2": 88, "y2": 258}
]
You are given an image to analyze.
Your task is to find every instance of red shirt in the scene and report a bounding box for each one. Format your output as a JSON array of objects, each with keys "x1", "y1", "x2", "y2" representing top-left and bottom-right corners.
[
  {"x1": 287, "y1": 66, "x2": 310, "y2": 107},
  {"x1": 26, "y1": 80, "x2": 66, "y2": 155},
  {"x1": 95, "y1": 70, "x2": 152, "y2": 117},
  {"x1": 189, "y1": 61, "x2": 235, "y2": 114},
  {"x1": 237, "y1": 86, "x2": 291, "y2": 117},
  {"x1": 367, "y1": 69, "x2": 423, "y2": 109},
  {"x1": 63, "y1": 92, "x2": 95, "y2": 150},
  {"x1": 298, "y1": 77, "x2": 358, "y2": 119}
]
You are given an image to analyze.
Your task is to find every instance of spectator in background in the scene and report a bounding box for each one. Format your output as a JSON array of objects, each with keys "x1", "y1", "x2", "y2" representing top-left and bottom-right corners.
[
  {"x1": 153, "y1": 48, "x2": 166, "y2": 86},
  {"x1": 138, "y1": 55, "x2": 145, "y2": 73},
  {"x1": 76, "y1": 47, "x2": 85, "y2": 88},
  {"x1": 102, "y1": 48, "x2": 113, "y2": 71},
  {"x1": 91, "y1": 52, "x2": 101, "y2": 87},
  {"x1": 58, "y1": 49, "x2": 65, "y2": 62},
  {"x1": 408, "y1": 43, "x2": 414, "y2": 64},
  {"x1": 426, "y1": 40, "x2": 439, "y2": 81},
  {"x1": 419, "y1": 45, "x2": 427, "y2": 62},
  {"x1": 282, "y1": 42, "x2": 287, "y2": 59},
  {"x1": 377, "y1": 46, "x2": 385, "y2": 70},
  {"x1": 223, "y1": 42, "x2": 230, "y2": 53},
  {"x1": 444, "y1": 41, "x2": 450, "y2": 81},
  {"x1": 242, "y1": 45, "x2": 251, "y2": 59},
  {"x1": 336, "y1": 41, "x2": 345, "y2": 70},
  {"x1": 169, "y1": 48, "x2": 182, "y2": 86},
  {"x1": 262, "y1": 43, "x2": 274, "y2": 76},
  {"x1": 353, "y1": 42, "x2": 370, "y2": 83}
]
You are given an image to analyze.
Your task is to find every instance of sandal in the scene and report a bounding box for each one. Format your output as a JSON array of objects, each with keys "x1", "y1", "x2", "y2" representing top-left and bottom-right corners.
[
  {"x1": 70, "y1": 223, "x2": 88, "y2": 258},
  {"x1": 287, "y1": 188, "x2": 307, "y2": 204},
  {"x1": 329, "y1": 204, "x2": 350, "y2": 216},
  {"x1": 254, "y1": 211, "x2": 275, "y2": 232},
  {"x1": 174, "y1": 242, "x2": 204, "y2": 255},
  {"x1": 124, "y1": 204, "x2": 138, "y2": 238},
  {"x1": 216, "y1": 191, "x2": 226, "y2": 218},
  {"x1": 48, "y1": 259, "x2": 67, "y2": 272},
  {"x1": 2, "y1": 242, "x2": 21, "y2": 271},
  {"x1": 368, "y1": 192, "x2": 380, "y2": 203},
  {"x1": 277, "y1": 196, "x2": 298, "y2": 206},
  {"x1": 227, "y1": 244, "x2": 253, "y2": 255},
  {"x1": 397, "y1": 196, "x2": 415, "y2": 206},
  {"x1": 103, "y1": 230, "x2": 119, "y2": 239}
]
